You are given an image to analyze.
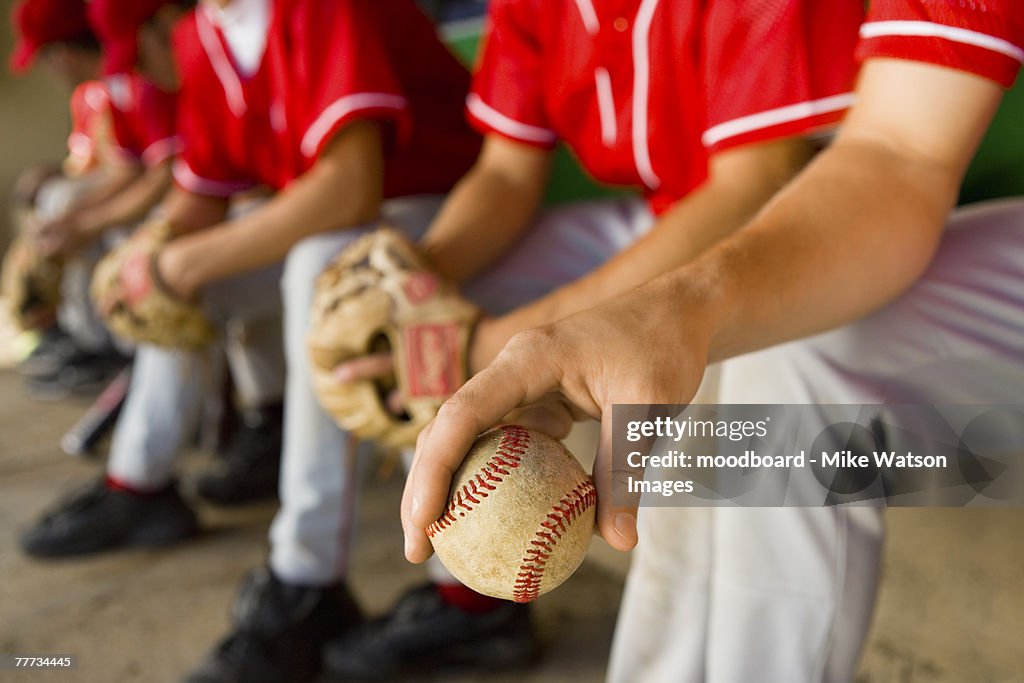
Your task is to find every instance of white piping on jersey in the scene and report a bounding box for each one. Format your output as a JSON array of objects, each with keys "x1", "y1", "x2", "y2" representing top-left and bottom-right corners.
[
  {"x1": 142, "y1": 136, "x2": 183, "y2": 167},
  {"x1": 173, "y1": 159, "x2": 255, "y2": 198},
  {"x1": 573, "y1": 0, "x2": 600, "y2": 35},
  {"x1": 67, "y1": 133, "x2": 93, "y2": 159},
  {"x1": 860, "y1": 20, "x2": 1024, "y2": 63},
  {"x1": 301, "y1": 93, "x2": 409, "y2": 159},
  {"x1": 105, "y1": 74, "x2": 131, "y2": 111},
  {"x1": 701, "y1": 92, "x2": 856, "y2": 148},
  {"x1": 466, "y1": 93, "x2": 558, "y2": 145},
  {"x1": 594, "y1": 67, "x2": 617, "y2": 147},
  {"x1": 631, "y1": 0, "x2": 661, "y2": 190},
  {"x1": 84, "y1": 83, "x2": 108, "y2": 111},
  {"x1": 197, "y1": 6, "x2": 248, "y2": 117}
]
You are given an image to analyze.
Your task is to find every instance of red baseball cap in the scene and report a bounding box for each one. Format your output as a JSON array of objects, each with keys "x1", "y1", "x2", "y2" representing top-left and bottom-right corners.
[
  {"x1": 9, "y1": 0, "x2": 93, "y2": 73},
  {"x1": 87, "y1": 0, "x2": 172, "y2": 75}
]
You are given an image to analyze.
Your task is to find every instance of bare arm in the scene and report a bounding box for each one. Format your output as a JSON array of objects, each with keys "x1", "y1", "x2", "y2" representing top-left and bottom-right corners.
[
  {"x1": 160, "y1": 184, "x2": 231, "y2": 234},
  {"x1": 157, "y1": 121, "x2": 384, "y2": 297},
  {"x1": 75, "y1": 159, "x2": 174, "y2": 236},
  {"x1": 403, "y1": 59, "x2": 1006, "y2": 559},
  {"x1": 66, "y1": 163, "x2": 143, "y2": 213},
  {"x1": 688, "y1": 59, "x2": 1002, "y2": 360},
  {"x1": 444, "y1": 136, "x2": 817, "y2": 370},
  {"x1": 478, "y1": 137, "x2": 816, "y2": 359},
  {"x1": 419, "y1": 135, "x2": 553, "y2": 284}
]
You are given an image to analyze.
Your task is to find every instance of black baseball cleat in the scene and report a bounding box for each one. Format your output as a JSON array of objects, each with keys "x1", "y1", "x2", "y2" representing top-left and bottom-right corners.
[
  {"x1": 20, "y1": 479, "x2": 199, "y2": 558},
  {"x1": 18, "y1": 325, "x2": 75, "y2": 379},
  {"x1": 321, "y1": 583, "x2": 539, "y2": 680},
  {"x1": 25, "y1": 346, "x2": 130, "y2": 400},
  {"x1": 184, "y1": 567, "x2": 362, "y2": 683},
  {"x1": 194, "y1": 402, "x2": 283, "y2": 505}
]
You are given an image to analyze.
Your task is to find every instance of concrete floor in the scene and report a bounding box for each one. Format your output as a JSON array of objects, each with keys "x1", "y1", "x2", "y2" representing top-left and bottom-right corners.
[{"x1": 0, "y1": 363, "x2": 1021, "y2": 683}]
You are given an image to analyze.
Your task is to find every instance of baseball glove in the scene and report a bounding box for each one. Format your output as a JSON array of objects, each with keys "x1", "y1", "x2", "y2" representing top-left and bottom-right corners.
[
  {"x1": 2, "y1": 207, "x2": 63, "y2": 331},
  {"x1": 91, "y1": 219, "x2": 215, "y2": 349},
  {"x1": 308, "y1": 227, "x2": 480, "y2": 450}
]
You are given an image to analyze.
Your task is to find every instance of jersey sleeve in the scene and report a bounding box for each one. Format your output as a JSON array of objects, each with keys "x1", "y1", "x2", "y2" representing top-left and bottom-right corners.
[
  {"x1": 289, "y1": 0, "x2": 415, "y2": 162},
  {"x1": 857, "y1": 0, "x2": 1024, "y2": 88},
  {"x1": 466, "y1": 0, "x2": 557, "y2": 149},
  {"x1": 701, "y1": 0, "x2": 864, "y2": 153},
  {"x1": 105, "y1": 76, "x2": 181, "y2": 168},
  {"x1": 136, "y1": 85, "x2": 181, "y2": 167}
]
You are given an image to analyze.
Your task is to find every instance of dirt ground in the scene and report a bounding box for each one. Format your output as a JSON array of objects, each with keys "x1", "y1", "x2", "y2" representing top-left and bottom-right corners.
[{"x1": 0, "y1": 360, "x2": 1021, "y2": 683}]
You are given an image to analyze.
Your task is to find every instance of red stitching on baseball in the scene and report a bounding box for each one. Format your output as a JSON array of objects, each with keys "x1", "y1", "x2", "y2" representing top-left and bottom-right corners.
[
  {"x1": 512, "y1": 478, "x2": 597, "y2": 603},
  {"x1": 426, "y1": 426, "x2": 530, "y2": 537}
]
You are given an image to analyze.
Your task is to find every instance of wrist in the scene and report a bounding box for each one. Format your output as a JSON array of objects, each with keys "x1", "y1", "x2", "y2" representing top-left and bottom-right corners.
[
  {"x1": 157, "y1": 238, "x2": 203, "y2": 300},
  {"x1": 656, "y1": 262, "x2": 730, "y2": 365},
  {"x1": 75, "y1": 208, "x2": 107, "y2": 238}
]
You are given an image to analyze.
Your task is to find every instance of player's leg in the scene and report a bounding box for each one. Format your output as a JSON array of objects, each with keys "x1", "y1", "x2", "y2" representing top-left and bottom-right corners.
[
  {"x1": 187, "y1": 198, "x2": 442, "y2": 682},
  {"x1": 699, "y1": 197, "x2": 1024, "y2": 681},
  {"x1": 606, "y1": 368, "x2": 721, "y2": 683},
  {"x1": 19, "y1": 344, "x2": 205, "y2": 558},
  {"x1": 194, "y1": 309, "x2": 287, "y2": 505},
  {"x1": 19, "y1": 240, "x2": 285, "y2": 558}
]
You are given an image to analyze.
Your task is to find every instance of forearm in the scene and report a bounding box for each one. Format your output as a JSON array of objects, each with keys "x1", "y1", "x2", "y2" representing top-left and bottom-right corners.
[
  {"x1": 76, "y1": 161, "x2": 173, "y2": 236},
  {"x1": 66, "y1": 164, "x2": 142, "y2": 213},
  {"x1": 420, "y1": 138, "x2": 551, "y2": 284},
  {"x1": 674, "y1": 59, "x2": 1004, "y2": 362},
  {"x1": 164, "y1": 123, "x2": 383, "y2": 292},
  {"x1": 490, "y1": 140, "x2": 815, "y2": 348},
  {"x1": 667, "y1": 137, "x2": 960, "y2": 363}
]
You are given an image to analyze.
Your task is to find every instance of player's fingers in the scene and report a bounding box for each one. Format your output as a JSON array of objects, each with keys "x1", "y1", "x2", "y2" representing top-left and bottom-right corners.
[
  {"x1": 593, "y1": 407, "x2": 642, "y2": 551},
  {"x1": 386, "y1": 389, "x2": 405, "y2": 416},
  {"x1": 333, "y1": 352, "x2": 393, "y2": 383},
  {"x1": 402, "y1": 419, "x2": 438, "y2": 563},
  {"x1": 404, "y1": 335, "x2": 560, "y2": 533}
]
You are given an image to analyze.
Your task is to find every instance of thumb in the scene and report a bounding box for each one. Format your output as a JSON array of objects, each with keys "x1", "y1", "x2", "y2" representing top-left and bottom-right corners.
[{"x1": 592, "y1": 406, "x2": 642, "y2": 551}]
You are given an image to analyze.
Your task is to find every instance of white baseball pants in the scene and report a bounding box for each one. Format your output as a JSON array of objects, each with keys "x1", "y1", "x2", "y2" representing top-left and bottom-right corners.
[{"x1": 608, "y1": 197, "x2": 1024, "y2": 682}]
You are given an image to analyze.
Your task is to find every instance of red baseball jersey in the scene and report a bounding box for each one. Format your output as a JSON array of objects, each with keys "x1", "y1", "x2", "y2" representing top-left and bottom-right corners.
[
  {"x1": 470, "y1": 0, "x2": 864, "y2": 215},
  {"x1": 172, "y1": 0, "x2": 481, "y2": 198},
  {"x1": 106, "y1": 73, "x2": 181, "y2": 167},
  {"x1": 857, "y1": 0, "x2": 1024, "y2": 88}
]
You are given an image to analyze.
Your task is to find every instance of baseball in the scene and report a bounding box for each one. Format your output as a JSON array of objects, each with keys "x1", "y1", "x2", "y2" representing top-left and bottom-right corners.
[{"x1": 427, "y1": 425, "x2": 597, "y2": 603}]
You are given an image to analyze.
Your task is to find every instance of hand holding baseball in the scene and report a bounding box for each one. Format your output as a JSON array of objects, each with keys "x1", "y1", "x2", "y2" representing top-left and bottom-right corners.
[
  {"x1": 402, "y1": 284, "x2": 712, "y2": 562},
  {"x1": 427, "y1": 425, "x2": 597, "y2": 602}
]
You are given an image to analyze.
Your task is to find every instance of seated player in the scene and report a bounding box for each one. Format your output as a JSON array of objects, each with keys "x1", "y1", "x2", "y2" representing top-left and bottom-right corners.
[
  {"x1": 7, "y1": 0, "x2": 139, "y2": 393},
  {"x1": 324, "y1": 0, "x2": 864, "y2": 679},
  {"x1": 18, "y1": 0, "x2": 287, "y2": 563},
  {"x1": 76, "y1": 1, "x2": 481, "y2": 680},
  {"x1": 405, "y1": 1, "x2": 1024, "y2": 680}
]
